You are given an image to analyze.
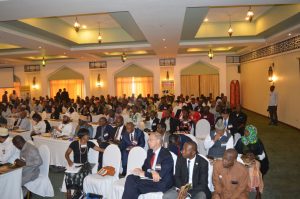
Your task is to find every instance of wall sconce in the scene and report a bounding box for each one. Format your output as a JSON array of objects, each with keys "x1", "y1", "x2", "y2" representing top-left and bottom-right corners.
[
  {"x1": 268, "y1": 63, "x2": 274, "y2": 82},
  {"x1": 96, "y1": 74, "x2": 103, "y2": 87},
  {"x1": 42, "y1": 56, "x2": 46, "y2": 67},
  {"x1": 166, "y1": 71, "x2": 169, "y2": 81},
  {"x1": 121, "y1": 52, "x2": 127, "y2": 63},
  {"x1": 32, "y1": 76, "x2": 38, "y2": 89},
  {"x1": 208, "y1": 49, "x2": 214, "y2": 59}
]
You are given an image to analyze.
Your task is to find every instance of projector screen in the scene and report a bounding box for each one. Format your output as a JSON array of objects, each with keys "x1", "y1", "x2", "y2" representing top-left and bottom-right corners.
[{"x1": 0, "y1": 67, "x2": 14, "y2": 88}]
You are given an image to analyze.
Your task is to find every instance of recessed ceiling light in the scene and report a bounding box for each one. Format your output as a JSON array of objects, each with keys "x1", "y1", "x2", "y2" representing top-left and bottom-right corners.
[
  {"x1": 82, "y1": 25, "x2": 87, "y2": 29},
  {"x1": 38, "y1": 46, "x2": 42, "y2": 49},
  {"x1": 288, "y1": 33, "x2": 292, "y2": 36},
  {"x1": 162, "y1": 38, "x2": 166, "y2": 41},
  {"x1": 164, "y1": 46, "x2": 167, "y2": 49},
  {"x1": 204, "y1": 18, "x2": 208, "y2": 22}
]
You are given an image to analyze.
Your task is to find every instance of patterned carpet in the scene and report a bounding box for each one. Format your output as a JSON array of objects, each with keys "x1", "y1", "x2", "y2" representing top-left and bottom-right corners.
[{"x1": 32, "y1": 110, "x2": 300, "y2": 199}]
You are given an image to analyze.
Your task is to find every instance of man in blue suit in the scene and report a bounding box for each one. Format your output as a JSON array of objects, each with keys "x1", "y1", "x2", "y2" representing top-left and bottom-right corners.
[
  {"x1": 94, "y1": 117, "x2": 114, "y2": 168},
  {"x1": 120, "y1": 122, "x2": 145, "y2": 175},
  {"x1": 122, "y1": 132, "x2": 174, "y2": 199}
]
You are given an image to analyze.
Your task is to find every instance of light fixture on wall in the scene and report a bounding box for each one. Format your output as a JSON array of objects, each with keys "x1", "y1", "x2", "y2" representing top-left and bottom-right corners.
[
  {"x1": 166, "y1": 71, "x2": 169, "y2": 80},
  {"x1": 32, "y1": 76, "x2": 38, "y2": 89},
  {"x1": 208, "y1": 49, "x2": 214, "y2": 59},
  {"x1": 74, "y1": 17, "x2": 80, "y2": 32},
  {"x1": 228, "y1": 15, "x2": 233, "y2": 37},
  {"x1": 268, "y1": 63, "x2": 274, "y2": 82},
  {"x1": 96, "y1": 73, "x2": 103, "y2": 87},
  {"x1": 246, "y1": 6, "x2": 254, "y2": 22},
  {"x1": 121, "y1": 52, "x2": 127, "y2": 63},
  {"x1": 42, "y1": 56, "x2": 46, "y2": 67},
  {"x1": 97, "y1": 23, "x2": 102, "y2": 44}
]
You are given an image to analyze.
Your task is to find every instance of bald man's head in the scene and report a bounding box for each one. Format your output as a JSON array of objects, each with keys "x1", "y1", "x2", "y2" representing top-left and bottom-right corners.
[{"x1": 222, "y1": 149, "x2": 238, "y2": 168}]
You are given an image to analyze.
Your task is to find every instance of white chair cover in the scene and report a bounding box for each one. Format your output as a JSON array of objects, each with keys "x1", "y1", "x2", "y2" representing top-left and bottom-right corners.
[
  {"x1": 157, "y1": 112, "x2": 163, "y2": 120},
  {"x1": 83, "y1": 144, "x2": 121, "y2": 199},
  {"x1": 92, "y1": 114, "x2": 103, "y2": 123},
  {"x1": 24, "y1": 145, "x2": 54, "y2": 197},
  {"x1": 195, "y1": 119, "x2": 211, "y2": 139},
  {"x1": 234, "y1": 133, "x2": 241, "y2": 146},
  {"x1": 112, "y1": 147, "x2": 147, "y2": 199},
  {"x1": 143, "y1": 131, "x2": 149, "y2": 151},
  {"x1": 138, "y1": 151, "x2": 177, "y2": 199},
  {"x1": 184, "y1": 134, "x2": 199, "y2": 147},
  {"x1": 199, "y1": 154, "x2": 214, "y2": 192}
]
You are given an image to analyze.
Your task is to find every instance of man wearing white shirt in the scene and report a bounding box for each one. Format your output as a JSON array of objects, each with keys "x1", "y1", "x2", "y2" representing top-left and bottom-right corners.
[
  {"x1": 163, "y1": 141, "x2": 210, "y2": 199},
  {"x1": 0, "y1": 128, "x2": 19, "y2": 164},
  {"x1": 54, "y1": 115, "x2": 74, "y2": 137},
  {"x1": 15, "y1": 111, "x2": 31, "y2": 131},
  {"x1": 204, "y1": 119, "x2": 234, "y2": 159},
  {"x1": 268, "y1": 85, "x2": 278, "y2": 125}
]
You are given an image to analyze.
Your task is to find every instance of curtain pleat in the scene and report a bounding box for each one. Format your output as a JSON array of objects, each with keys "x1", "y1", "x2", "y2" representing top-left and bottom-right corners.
[{"x1": 116, "y1": 77, "x2": 153, "y2": 97}]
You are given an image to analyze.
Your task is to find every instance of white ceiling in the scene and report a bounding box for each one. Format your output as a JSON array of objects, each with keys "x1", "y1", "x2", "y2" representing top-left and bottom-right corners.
[
  {"x1": 0, "y1": 0, "x2": 299, "y2": 64},
  {"x1": 60, "y1": 13, "x2": 120, "y2": 29},
  {"x1": 205, "y1": 6, "x2": 272, "y2": 22}
]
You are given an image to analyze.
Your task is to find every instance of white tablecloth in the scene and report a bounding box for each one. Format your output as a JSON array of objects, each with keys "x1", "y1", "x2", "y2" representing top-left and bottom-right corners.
[
  {"x1": 33, "y1": 136, "x2": 99, "y2": 167},
  {"x1": 9, "y1": 130, "x2": 32, "y2": 141},
  {"x1": 0, "y1": 167, "x2": 23, "y2": 199}
]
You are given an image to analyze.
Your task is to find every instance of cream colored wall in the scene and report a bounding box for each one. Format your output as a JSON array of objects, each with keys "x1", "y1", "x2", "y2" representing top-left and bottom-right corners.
[
  {"x1": 241, "y1": 50, "x2": 300, "y2": 129},
  {"x1": 12, "y1": 54, "x2": 228, "y2": 98},
  {"x1": 226, "y1": 64, "x2": 241, "y2": 101}
]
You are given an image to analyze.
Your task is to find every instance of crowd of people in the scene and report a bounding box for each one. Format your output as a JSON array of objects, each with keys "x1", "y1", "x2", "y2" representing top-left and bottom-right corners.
[{"x1": 0, "y1": 88, "x2": 270, "y2": 199}]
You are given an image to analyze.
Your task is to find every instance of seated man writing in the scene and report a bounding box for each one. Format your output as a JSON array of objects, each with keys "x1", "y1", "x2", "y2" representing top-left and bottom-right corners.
[{"x1": 122, "y1": 132, "x2": 174, "y2": 199}]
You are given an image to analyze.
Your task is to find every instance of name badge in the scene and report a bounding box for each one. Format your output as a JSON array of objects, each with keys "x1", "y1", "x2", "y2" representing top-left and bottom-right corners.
[
  {"x1": 228, "y1": 125, "x2": 233, "y2": 128},
  {"x1": 104, "y1": 133, "x2": 109, "y2": 137},
  {"x1": 152, "y1": 123, "x2": 157, "y2": 126},
  {"x1": 221, "y1": 143, "x2": 227, "y2": 147},
  {"x1": 155, "y1": 164, "x2": 161, "y2": 171},
  {"x1": 81, "y1": 144, "x2": 87, "y2": 148}
]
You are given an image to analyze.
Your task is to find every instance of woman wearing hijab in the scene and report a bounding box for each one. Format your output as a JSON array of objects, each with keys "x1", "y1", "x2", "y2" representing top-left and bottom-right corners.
[{"x1": 235, "y1": 124, "x2": 269, "y2": 176}]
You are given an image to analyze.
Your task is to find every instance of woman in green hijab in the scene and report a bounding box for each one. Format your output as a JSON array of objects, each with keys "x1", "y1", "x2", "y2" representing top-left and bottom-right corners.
[{"x1": 235, "y1": 124, "x2": 269, "y2": 176}]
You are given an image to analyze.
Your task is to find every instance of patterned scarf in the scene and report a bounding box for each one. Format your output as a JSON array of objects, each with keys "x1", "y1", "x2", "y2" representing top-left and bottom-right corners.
[{"x1": 242, "y1": 125, "x2": 258, "y2": 145}]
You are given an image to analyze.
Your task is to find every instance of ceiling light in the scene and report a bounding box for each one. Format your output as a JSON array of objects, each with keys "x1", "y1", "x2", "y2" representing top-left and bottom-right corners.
[
  {"x1": 246, "y1": 6, "x2": 254, "y2": 22},
  {"x1": 121, "y1": 52, "x2": 127, "y2": 63},
  {"x1": 42, "y1": 56, "x2": 46, "y2": 67},
  {"x1": 162, "y1": 38, "x2": 166, "y2": 41},
  {"x1": 208, "y1": 49, "x2": 214, "y2": 59},
  {"x1": 204, "y1": 18, "x2": 208, "y2": 22},
  {"x1": 98, "y1": 23, "x2": 102, "y2": 44},
  {"x1": 82, "y1": 25, "x2": 87, "y2": 29},
  {"x1": 164, "y1": 46, "x2": 167, "y2": 49},
  {"x1": 38, "y1": 46, "x2": 42, "y2": 49},
  {"x1": 74, "y1": 17, "x2": 80, "y2": 32},
  {"x1": 288, "y1": 33, "x2": 292, "y2": 36}
]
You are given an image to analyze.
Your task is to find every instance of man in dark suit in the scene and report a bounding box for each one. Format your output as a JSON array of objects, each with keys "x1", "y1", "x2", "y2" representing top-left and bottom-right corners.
[
  {"x1": 157, "y1": 122, "x2": 170, "y2": 148},
  {"x1": 187, "y1": 96, "x2": 199, "y2": 111},
  {"x1": 160, "y1": 110, "x2": 179, "y2": 134},
  {"x1": 229, "y1": 104, "x2": 247, "y2": 136},
  {"x1": 94, "y1": 117, "x2": 114, "y2": 168},
  {"x1": 120, "y1": 122, "x2": 145, "y2": 175},
  {"x1": 55, "y1": 89, "x2": 62, "y2": 102},
  {"x1": 163, "y1": 141, "x2": 210, "y2": 199},
  {"x1": 111, "y1": 115, "x2": 126, "y2": 144},
  {"x1": 144, "y1": 110, "x2": 160, "y2": 132},
  {"x1": 61, "y1": 88, "x2": 69, "y2": 102},
  {"x1": 122, "y1": 132, "x2": 174, "y2": 199}
]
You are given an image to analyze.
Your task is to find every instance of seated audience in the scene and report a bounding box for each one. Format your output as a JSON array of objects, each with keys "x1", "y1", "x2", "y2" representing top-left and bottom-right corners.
[
  {"x1": 157, "y1": 122, "x2": 170, "y2": 148},
  {"x1": 229, "y1": 104, "x2": 247, "y2": 136},
  {"x1": 75, "y1": 119, "x2": 93, "y2": 138},
  {"x1": 12, "y1": 135, "x2": 43, "y2": 196},
  {"x1": 14, "y1": 111, "x2": 31, "y2": 131},
  {"x1": 168, "y1": 134, "x2": 181, "y2": 156},
  {"x1": 235, "y1": 124, "x2": 269, "y2": 176},
  {"x1": 31, "y1": 113, "x2": 47, "y2": 136},
  {"x1": 212, "y1": 149, "x2": 249, "y2": 199},
  {"x1": 178, "y1": 108, "x2": 193, "y2": 133},
  {"x1": 53, "y1": 115, "x2": 73, "y2": 137},
  {"x1": 122, "y1": 132, "x2": 174, "y2": 199},
  {"x1": 64, "y1": 128, "x2": 104, "y2": 199},
  {"x1": 204, "y1": 119, "x2": 234, "y2": 159},
  {"x1": 160, "y1": 109, "x2": 179, "y2": 134},
  {"x1": 120, "y1": 122, "x2": 145, "y2": 176},
  {"x1": 0, "y1": 128, "x2": 19, "y2": 164},
  {"x1": 163, "y1": 141, "x2": 210, "y2": 199},
  {"x1": 144, "y1": 110, "x2": 160, "y2": 132},
  {"x1": 111, "y1": 115, "x2": 126, "y2": 144}
]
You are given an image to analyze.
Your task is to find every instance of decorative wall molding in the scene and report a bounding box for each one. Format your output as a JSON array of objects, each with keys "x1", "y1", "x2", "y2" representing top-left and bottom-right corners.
[
  {"x1": 159, "y1": 58, "x2": 176, "y2": 66},
  {"x1": 24, "y1": 64, "x2": 40, "y2": 72},
  {"x1": 89, "y1": 61, "x2": 107, "y2": 69},
  {"x1": 240, "y1": 35, "x2": 300, "y2": 63}
]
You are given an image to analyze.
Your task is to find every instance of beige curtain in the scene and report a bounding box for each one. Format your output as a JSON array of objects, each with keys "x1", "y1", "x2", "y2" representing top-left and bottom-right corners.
[
  {"x1": 180, "y1": 74, "x2": 219, "y2": 98},
  {"x1": 199, "y1": 74, "x2": 219, "y2": 98},
  {"x1": 49, "y1": 79, "x2": 84, "y2": 99},
  {"x1": 181, "y1": 75, "x2": 200, "y2": 96},
  {"x1": 116, "y1": 77, "x2": 153, "y2": 97}
]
